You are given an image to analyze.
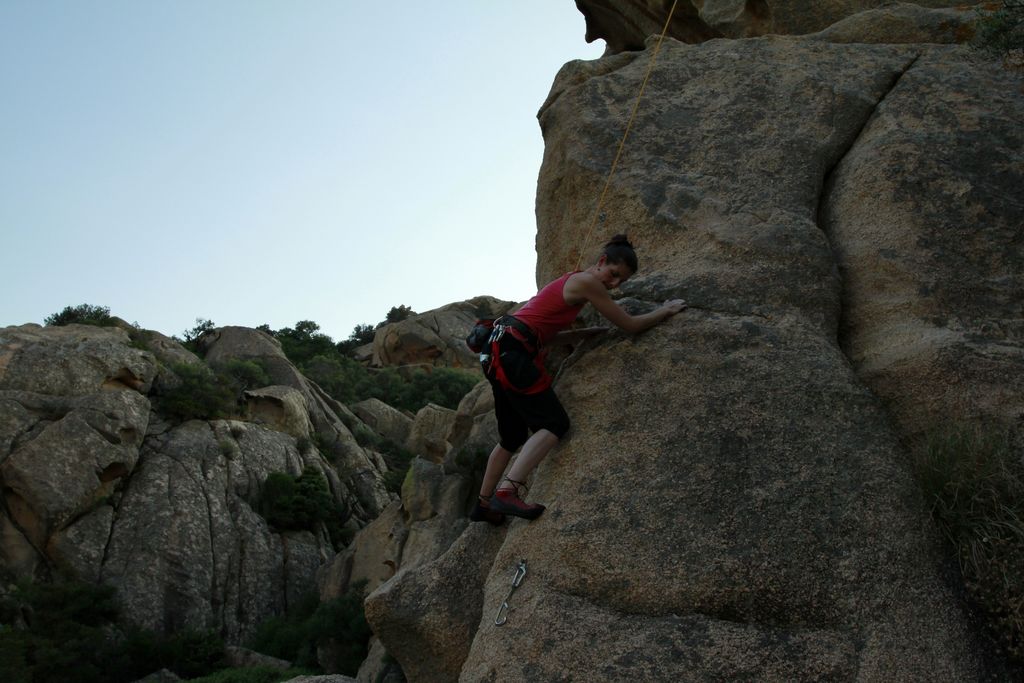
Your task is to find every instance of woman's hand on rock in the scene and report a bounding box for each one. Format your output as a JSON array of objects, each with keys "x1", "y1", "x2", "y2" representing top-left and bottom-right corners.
[{"x1": 660, "y1": 299, "x2": 687, "y2": 317}]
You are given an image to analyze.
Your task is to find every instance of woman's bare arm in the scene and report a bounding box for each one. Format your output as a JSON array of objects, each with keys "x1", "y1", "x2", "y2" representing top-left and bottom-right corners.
[{"x1": 566, "y1": 272, "x2": 686, "y2": 335}]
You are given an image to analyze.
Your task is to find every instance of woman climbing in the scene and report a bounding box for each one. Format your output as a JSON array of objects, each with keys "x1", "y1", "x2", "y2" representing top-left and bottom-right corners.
[{"x1": 471, "y1": 234, "x2": 686, "y2": 522}]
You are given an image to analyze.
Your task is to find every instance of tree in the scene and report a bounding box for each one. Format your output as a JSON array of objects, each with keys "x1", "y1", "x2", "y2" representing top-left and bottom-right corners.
[
  {"x1": 974, "y1": 1, "x2": 1024, "y2": 68},
  {"x1": 336, "y1": 323, "x2": 376, "y2": 355},
  {"x1": 44, "y1": 304, "x2": 115, "y2": 327},
  {"x1": 274, "y1": 320, "x2": 337, "y2": 367},
  {"x1": 380, "y1": 304, "x2": 415, "y2": 326}
]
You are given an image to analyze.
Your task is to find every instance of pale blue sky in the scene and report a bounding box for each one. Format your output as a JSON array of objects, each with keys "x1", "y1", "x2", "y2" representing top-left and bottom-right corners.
[{"x1": 0, "y1": 1, "x2": 605, "y2": 341}]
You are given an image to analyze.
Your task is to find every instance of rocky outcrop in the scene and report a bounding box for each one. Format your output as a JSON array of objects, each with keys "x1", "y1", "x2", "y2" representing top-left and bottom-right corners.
[
  {"x1": 351, "y1": 398, "x2": 413, "y2": 447},
  {"x1": 364, "y1": 525, "x2": 504, "y2": 683},
  {"x1": 0, "y1": 323, "x2": 392, "y2": 645},
  {"x1": 405, "y1": 404, "x2": 456, "y2": 463},
  {"x1": 199, "y1": 326, "x2": 392, "y2": 519},
  {"x1": 442, "y1": 380, "x2": 497, "y2": 467},
  {"x1": 575, "y1": 0, "x2": 977, "y2": 53},
  {"x1": 367, "y1": 23, "x2": 1021, "y2": 683},
  {"x1": 324, "y1": 385, "x2": 499, "y2": 678},
  {"x1": 808, "y1": 3, "x2": 979, "y2": 45},
  {"x1": 0, "y1": 323, "x2": 159, "y2": 395},
  {"x1": 371, "y1": 297, "x2": 515, "y2": 370},
  {"x1": 245, "y1": 385, "x2": 316, "y2": 440}
]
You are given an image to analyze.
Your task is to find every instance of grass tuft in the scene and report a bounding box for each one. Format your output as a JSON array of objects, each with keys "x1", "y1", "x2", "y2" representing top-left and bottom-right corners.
[{"x1": 912, "y1": 423, "x2": 1024, "y2": 661}]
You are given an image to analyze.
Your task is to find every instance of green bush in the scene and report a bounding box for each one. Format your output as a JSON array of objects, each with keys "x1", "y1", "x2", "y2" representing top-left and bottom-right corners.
[
  {"x1": 259, "y1": 468, "x2": 348, "y2": 548},
  {"x1": 246, "y1": 593, "x2": 319, "y2": 670},
  {"x1": 0, "y1": 579, "x2": 224, "y2": 683},
  {"x1": 378, "y1": 438, "x2": 416, "y2": 494},
  {"x1": 214, "y1": 359, "x2": 271, "y2": 394},
  {"x1": 273, "y1": 321, "x2": 340, "y2": 368},
  {"x1": 396, "y1": 367, "x2": 478, "y2": 413},
  {"x1": 306, "y1": 582, "x2": 372, "y2": 675},
  {"x1": 973, "y1": 1, "x2": 1024, "y2": 67},
  {"x1": 118, "y1": 627, "x2": 225, "y2": 680},
  {"x1": 180, "y1": 318, "x2": 216, "y2": 354},
  {"x1": 186, "y1": 666, "x2": 314, "y2": 683},
  {"x1": 302, "y1": 356, "x2": 477, "y2": 414},
  {"x1": 44, "y1": 303, "x2": 116, "y2": 327},
  {"x1": 247, "y1": 582, "x2": 370, "y2": 676},
  {"x1": 158, "y1": 362, "x2": 238, "y2": 422},
  {"x1": 300, "y1": 354, "x2": 368, "y2": 405},
  {"x1": 259, "y1": 316, "x2": 481, "y2": 417},
  {"x1": 911, "y1": 424, "x2": 1024, "y2": 661},
  {"x1": 156, "y1": 359, "x2": 271, "y2": 423},
  {"x1": 352, "y1": 424, "x2": 381, "y2": 449}
]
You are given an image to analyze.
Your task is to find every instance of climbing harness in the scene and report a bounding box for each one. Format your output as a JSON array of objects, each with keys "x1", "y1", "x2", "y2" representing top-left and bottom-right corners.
[
  {"x1": 480, "y1": 316, "x2": 550, "y2": 395},
  {"x1": 494, "y1": 559, "x2": 528, "y2": 626},
  {"x1": 574, "y1": 0, "x2": 680, "y2": 271}
]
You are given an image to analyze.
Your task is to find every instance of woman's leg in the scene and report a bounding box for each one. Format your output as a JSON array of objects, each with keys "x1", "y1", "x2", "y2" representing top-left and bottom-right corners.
[
  {"x1": 473, "y1": 379, "x2": 527, "y2": 519},
  {"x1": 496, "y1": 429, "x2": 559, "y2": 491},
  {"x1": 480, "y1": 444, "x2": 514, "y2": 498}
]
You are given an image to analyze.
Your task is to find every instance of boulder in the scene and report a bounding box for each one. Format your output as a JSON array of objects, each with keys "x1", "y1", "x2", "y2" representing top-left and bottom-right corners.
[
  {"x1": 405, "y1": 404, "x2": 456, "y2": 463},
  {"x1": 0, "y1": 324, "x2": 158, "y2": 395},
  {"x1": 245, "y1": 385, "x2": 315, "y2": 439},
  {"x1": 365, "y1": 524, "x2": 505, "y2": 683},
  {"x1": 443, "y1": 380, "x2": 493, "y2": 452},
  {"x1": 574, "y1": 0, "x2": 974, "y2": 53},
  {"x1": 319, "y1": 500, "x2": 407, "y2": 601},
  {"x1": 356, "y1": 637, "x2": 405, "y2": 683},
  {"x1": 351, "y1": 398, "x2": 413, "y2": 447},
  {"x1": 371, "y1": 297, "x2": 515, "y2": 370},
  {"x1": 0, "y1": 508, "x2": 39, "y2": 580},
  {"x1": 0, "y1": 389, "x2": 149, "y2": 552},
  {"x1": 130, "y1": 329, "x2": 202, "y2": 369},
  {"x1": 398, "y1": 459, "x2": 471, "y2": 574},
  {"x1": 352, "y1": 343, "x2": 375, "y2": 364}
]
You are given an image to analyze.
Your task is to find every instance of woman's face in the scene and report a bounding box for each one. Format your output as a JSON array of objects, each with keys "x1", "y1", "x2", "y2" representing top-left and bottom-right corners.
[{"x1": 596, "y1": 257, "x2": 633, "y2": 290}]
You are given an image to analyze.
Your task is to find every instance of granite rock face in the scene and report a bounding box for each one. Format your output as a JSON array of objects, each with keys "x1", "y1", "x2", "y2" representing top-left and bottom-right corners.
[
  {"x1": 821, "y1": 48, "x2": 1024, "y2": 441},
  {"x1": 575, "y1": 0, "x2": 977, "y2": 53},
  {"x1": 0, "y1": 323, "x2": 158, "y2": 395},
  {"x1": 0, "y1": 323, "x2": 389, "y2": 643},
  {"x1": 366, "y1": 24, "x2": 1021, "y2": 683},
  {"x1": 199, "y1": 326, "x2": 392, "y2": 520},
  {"x1": 102, "y1": 419, "x2": 333, "y2": 641},
  {"x1": 351, "y1": 398, "x2": 413, "y2": 447}
]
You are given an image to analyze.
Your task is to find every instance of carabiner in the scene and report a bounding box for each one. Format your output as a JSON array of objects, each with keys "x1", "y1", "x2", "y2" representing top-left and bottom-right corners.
[
  {"x1": 493, "y1": 559, "x2": 528, "y2": 626},
  {"x1": 494, "y1": 600, "x2": 511, "y2": 626},
  {"x1": 511, "y1": 560, "x2": 526, "y2": 587}
]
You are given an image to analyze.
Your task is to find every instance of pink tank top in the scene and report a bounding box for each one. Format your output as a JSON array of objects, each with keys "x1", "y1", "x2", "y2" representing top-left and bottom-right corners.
[{"x1": 513, "y1": 272, "x2": 584, "y2": 346}]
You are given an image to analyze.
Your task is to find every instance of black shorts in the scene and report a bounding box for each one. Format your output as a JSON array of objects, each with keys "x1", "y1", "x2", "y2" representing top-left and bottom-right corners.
[{"x1": 487, "y1": 336, "x2": 570, "y2": 451}]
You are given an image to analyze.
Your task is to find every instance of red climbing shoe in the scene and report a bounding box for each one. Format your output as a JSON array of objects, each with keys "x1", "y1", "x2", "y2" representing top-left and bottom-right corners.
[
  {"x1": 490, "y1": 488, "x2": 546, "y2": 520},
  {"x1": 469, "y1": 497, "x2": 506, "y2": 526}
]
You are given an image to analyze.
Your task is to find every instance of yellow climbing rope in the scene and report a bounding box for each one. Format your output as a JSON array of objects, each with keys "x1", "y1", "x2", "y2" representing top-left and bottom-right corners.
[{"x1": 574, "y1": 0, "x2": 680, "y2": 271}]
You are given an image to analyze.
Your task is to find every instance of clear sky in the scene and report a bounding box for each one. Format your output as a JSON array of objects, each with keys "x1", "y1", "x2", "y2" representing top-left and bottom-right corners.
[{"x1": 0, "y1": 1, "x2": 605, "y2": 342}]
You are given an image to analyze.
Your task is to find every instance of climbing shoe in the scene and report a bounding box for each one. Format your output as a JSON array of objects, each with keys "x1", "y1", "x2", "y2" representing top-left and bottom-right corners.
[
  {"x1": 490, "y1": 488, "x2": 546, "y2": 521},
  {"x1": 469, "y1": 497, "x2": 505, "y2": 526}
]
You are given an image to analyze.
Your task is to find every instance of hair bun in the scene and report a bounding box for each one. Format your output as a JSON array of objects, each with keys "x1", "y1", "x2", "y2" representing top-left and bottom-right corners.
[{"x1": 606, "y1": 234, "x2": 633, "y2": 248}]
